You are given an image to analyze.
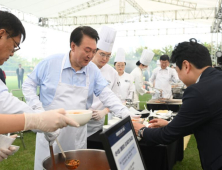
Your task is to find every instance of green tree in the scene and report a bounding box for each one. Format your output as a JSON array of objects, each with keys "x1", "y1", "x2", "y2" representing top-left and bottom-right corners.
[{"x1": 161, "y1": 45, "x2": 173, "y2": 56}]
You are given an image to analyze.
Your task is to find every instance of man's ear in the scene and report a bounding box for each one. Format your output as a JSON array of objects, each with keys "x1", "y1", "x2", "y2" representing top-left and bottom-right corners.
[
  {"x1": 183, "y1": 60, "x2": 191, "y2": 74},
  {"x1": 0, "y1": 29, "x2": 6, "y2": 38},
  {"x1": 70, "y1": 42, "x2": 76, "y2": 52}
]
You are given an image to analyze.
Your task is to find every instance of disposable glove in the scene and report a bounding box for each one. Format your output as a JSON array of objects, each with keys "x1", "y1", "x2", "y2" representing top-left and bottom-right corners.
[
  {"x1": 0, "y1": 146, "x2": 17, "y2": 162},
  {"x1": 92, "y1": 108, "x2": 109, "y2": 120},
  {"x1": 24, "y1": 108, "x2": 79, "y2": 132},
  {"x1": 44, "y1": 129, "x2": 60, "y2": 146},
  {"x1": 0, "y1": 135, "x2": 17, "y2": 162}
]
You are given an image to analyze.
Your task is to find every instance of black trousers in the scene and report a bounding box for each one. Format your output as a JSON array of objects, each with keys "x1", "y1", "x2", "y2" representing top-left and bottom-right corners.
[{"x1": 17, "y1": 75, "x2": 23, "y2": 88}]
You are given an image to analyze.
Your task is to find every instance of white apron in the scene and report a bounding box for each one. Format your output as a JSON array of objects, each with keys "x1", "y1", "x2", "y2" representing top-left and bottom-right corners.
[
  {"x1": 119, "y1": 72, "x2": 131, "y2": 100},
  {"x1": 152, "y1": 68, "x2": 172, "y2": 99},
  {"x1": 35, "y1": 54, "x2": 89, "y2": 170}
]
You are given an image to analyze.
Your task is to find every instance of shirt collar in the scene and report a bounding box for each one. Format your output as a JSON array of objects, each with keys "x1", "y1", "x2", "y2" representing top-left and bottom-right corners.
[
  {"x1": 196, "y1": 74, "x2": 202, "y2": 83},
  {"x1": 63, "y1": 52, "x2": 87, "y2": 74},
  {"x1": 159, "y1": 66, "x2": 168, "y2": 70}
]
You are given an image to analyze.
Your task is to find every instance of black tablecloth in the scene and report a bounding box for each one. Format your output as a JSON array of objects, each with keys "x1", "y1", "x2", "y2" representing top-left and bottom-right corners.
[{"x1": 87, "y1": 130, "x2": 183, "y2": 170}]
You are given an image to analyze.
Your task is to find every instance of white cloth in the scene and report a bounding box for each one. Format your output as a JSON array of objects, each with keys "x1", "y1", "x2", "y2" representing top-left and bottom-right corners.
[
  {"x1": 97, "y1": 26, "x2": 117, "y2": 53},
  {"x1": 0, "y1": 80, "x2": 35, "y2": 114},
  {"x1": 19, "y1": 68, "x2": 22, "y2": 76},
  {"x1": 119, "y1": 72, "x2": 135, "y2": 101},
  {"x1": 130, "y1": 66, "x2": 147, "y2": 100},
  {"x1": 139, "y1": 49, "x2": 154, "y2": 66},
  {"x1": 87, "y1": 64, "x2": 122, "y2": 137},
  {"x1": 149, "y1": 67, "x2": 179, "y2": 99},
  {"x1": 34, "y1": 54, "x2": 89, "y2": 170},
  {"x1": 114, "y1": 48, "x2": 125, "y2": 62}
]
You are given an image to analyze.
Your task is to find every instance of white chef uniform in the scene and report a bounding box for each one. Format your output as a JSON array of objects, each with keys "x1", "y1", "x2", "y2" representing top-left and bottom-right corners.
[
  {"x1": 150, "y1": 66, "x2": 179, "y2": 99},
  {"x1": 130, "y1": 49, "x2": 154, "y2": 100},
  {"x1": 114, "y1": 48, "x2": 135, "y2": 101},
  {"x1": 87, "y1": 26, "x2": 122, "y2": 137}
]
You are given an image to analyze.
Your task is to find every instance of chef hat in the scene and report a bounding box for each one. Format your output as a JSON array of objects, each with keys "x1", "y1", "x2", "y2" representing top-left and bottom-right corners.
[
  {"x1": 97, "y1": 26, "x2": 117, "y2": 53},
  {"x1": 139, "y1": 49, "x2": 154, "y2": 66},
  {"x1": 114, "y1": 48, "x2": 125, "y2": 62}
]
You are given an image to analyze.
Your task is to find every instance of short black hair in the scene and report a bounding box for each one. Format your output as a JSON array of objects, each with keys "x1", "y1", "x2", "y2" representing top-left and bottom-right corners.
[
  {"x1": 70, "y1": 26, "x2": 99, "y2": 47},
  {"x1": 114, "y1": 62, "x2": 126, "y2": 66},
  {"x1": 136, "y1": 60, "x2": 141, "y2": 66},
  {"x1": 136, "y1": 60, "x2": 146, "y2": 66},
  {"x1": 0, "y1": 11, "x2": 26, "y2": 42},
  {"x1": 160, "y1": 55, "x2": 169, "y2": 61},
  {"x1": 171, "y1": 38, "x2": 212, "y2": 69}
]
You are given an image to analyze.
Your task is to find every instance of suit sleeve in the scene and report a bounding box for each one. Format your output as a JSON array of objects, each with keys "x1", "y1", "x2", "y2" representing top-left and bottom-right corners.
[{"x1": 143, "y1": 86, "x2": 209, "y2": 145}]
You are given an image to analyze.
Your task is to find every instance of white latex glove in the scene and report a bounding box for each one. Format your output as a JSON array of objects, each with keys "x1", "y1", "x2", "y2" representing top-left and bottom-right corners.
[
  {"x1": 0, "y1": 134, "x2": 17, "y2": 162},
  {"x1": 24, "y1": 108, "x2": 79, "y2": 132},
  {"x1": 44, "y1": 129, "x2": 60, "y2": 146},
  {"x1": 92, "y1": 108, "x2": 109, "y2": 120},
  {"x1": 0, "y1": 146, "x2": 17, "y2": 162}
]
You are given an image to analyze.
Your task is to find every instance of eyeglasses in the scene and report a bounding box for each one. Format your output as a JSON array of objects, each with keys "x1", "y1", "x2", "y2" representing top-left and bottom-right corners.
[
  {"x1": 99, "y1": 52, "x2": 111, "y2": 59},
  {"x1": 116, "y1": 65, "x2": 125, "y2": 68},
  {"x1": 6, "y1": 30, "x2": 21, "y2": 53}
]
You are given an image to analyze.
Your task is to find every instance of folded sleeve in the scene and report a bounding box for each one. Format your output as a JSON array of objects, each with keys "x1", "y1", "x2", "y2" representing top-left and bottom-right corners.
[
  {"x1": 22, "y1": 60, "x2": 48, "y2": 112},
  {"x1": 98, "y1": 87, "x2": 131, "y2": 118}
]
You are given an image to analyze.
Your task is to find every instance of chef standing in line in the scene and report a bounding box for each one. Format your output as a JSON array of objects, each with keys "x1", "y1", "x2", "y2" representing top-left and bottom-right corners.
[
  {"x1": 87, "y1": 26, "x2": 137, "y2": 137},
  {"x1": 114, "y1": 48, "x2": 135, "y2": 102},
  {"x1": 130, "y1": 49, "x2": 154, "y2": 101},
  {"x1": 22, "y1": 26, "x2": 133, "y2": 170},
  {"x1": 149, "y1": 55, "x2": 179, "y2": 99}
]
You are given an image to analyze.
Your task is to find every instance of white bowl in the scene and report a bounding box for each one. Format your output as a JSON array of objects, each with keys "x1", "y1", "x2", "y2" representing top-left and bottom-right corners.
[{"x1": 66, "y1": 110, "x2": 92, "y2": 126}]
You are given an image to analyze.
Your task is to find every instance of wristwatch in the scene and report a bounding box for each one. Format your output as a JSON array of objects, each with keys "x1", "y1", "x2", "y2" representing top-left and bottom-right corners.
[{"x1": 137, "y1": 127, "x2": 146, "y2": 138}]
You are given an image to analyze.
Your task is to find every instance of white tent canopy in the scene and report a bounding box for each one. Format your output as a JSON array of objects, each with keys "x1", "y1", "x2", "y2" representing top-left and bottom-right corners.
[
  {"x1": 0, "y1": 0, "x2": 221, "y2": 62},
  {"x1": 0, "y1": 0, "x2": 220, "y2": 35}
]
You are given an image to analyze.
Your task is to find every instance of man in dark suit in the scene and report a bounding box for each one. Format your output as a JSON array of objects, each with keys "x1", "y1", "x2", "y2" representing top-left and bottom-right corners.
[
  {"x1": 133, "y1": 38, "x2": 222, "y2": 170},
  {"x1": 16, "y1": 64, "x2": 24, "y2": 88}
]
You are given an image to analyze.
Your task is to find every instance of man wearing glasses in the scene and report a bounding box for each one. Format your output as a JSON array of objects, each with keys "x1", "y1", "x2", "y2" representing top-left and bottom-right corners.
[
  {"x1": 87, "y1": 26, "x2": 139, "y2": 138},
  {"x1": 22, "y1": 25, "x2": 135, "y2": 169},
  {"x1": 0, "y1": 11, "x2": 80, "y2": 163}
]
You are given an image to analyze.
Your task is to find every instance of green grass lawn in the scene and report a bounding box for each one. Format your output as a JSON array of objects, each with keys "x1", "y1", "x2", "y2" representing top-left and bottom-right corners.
[{"x1": 0, "y1": 77, "x2": 202, "y2": 170}]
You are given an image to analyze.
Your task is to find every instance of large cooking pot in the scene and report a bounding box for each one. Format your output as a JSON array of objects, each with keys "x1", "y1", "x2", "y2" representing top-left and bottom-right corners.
[{"x1": 42, "y1": 149, "x2": 110, "y2": 170}]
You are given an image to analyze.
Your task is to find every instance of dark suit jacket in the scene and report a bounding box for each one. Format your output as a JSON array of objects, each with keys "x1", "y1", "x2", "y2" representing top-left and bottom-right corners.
[
  {"x1": 16, "y1": 68, "x2": 24, "y2": 77},
  {"x1": 0, "y1": 68, "x2": 6, "y2": 84},
  {"x1": 143, "y1": 67, "x2": 222, "y2": 170}
]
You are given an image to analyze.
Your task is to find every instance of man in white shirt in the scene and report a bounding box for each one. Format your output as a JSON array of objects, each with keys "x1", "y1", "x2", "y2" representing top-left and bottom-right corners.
[
  {"x1": 22, "y1": 26, "x2": 133, "y2": 169},
  {"x1": 150, "y1": 55, "x2": 179, "y2": 99}
]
